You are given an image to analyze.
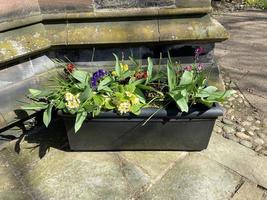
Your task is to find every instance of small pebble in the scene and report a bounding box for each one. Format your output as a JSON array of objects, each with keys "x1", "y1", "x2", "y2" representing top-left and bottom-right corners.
[
  {"x1": 255, "y1": 120, "x2": 261, "y2": 124},
  {"x1": 254, "y1": 138, "x2": 265, "y2": 146},
  {"x1": 237, "y1": 98, "x2": 243, "y2": 103},
  {"x1": 242, "y1": 121, "x2": 252, "y2": 127},
  {"x1": 236, "y1": 126, "x2": 245, "y2": 132},
  {"x1": 260, "y1": 150, "x2": 267, "y2": 156},
  {"x1": 227, "y1": 109, "x2": 234, "y2": 115},
  {"x1": 229, "y1": 97, "x2": 235, "y2": 101},
  {"x1": 223, "y1": 126, "x2": 235, "y2": 135},
  {"x1": 240, "y1": 140, "x2": 253, "y2": 148},
  {"x1": 233, "y1": 93, "x2": 239, "y2": 98},
  {"x1": 250, "y1": 126, "x2": 260, "y2": 131},
  {"x1": 224, "y1": 105, "x2": 231, "y2": 109},
  {"x1": 227, "y1": 135, "x2": 240, "y2": 143},
  {"x1": 214, "y1": 126, "x2": 223, "y2": 134},
  {"x1": 222, "y1": 118, "x2": 234, "y2": 126},
  {"x1": 255, "y1": 145, "x2": 263, "y2": 152},
  {"x1": 247, "y1": 131, "x2": 255, "y2": 136},
  {"x1": 247, "y1": 116, "x2": 254, "y2": 122},
  {"x1": 235, "y1": 132, "x2": 251, "y2": 141}
]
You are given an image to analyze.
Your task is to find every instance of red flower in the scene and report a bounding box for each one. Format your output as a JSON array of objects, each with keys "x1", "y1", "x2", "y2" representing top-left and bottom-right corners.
[
  {"x1": 66, "y1": 63, "x2": 75, "y2": 73},
  {"x1": 135, "y1": 71, "x2": 148, "y2": 80}
]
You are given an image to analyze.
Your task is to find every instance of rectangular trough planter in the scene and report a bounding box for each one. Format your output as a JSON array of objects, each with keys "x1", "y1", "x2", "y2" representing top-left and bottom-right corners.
[{"x1": 60, "y1": 104, "x2": 223, "y2": 151}]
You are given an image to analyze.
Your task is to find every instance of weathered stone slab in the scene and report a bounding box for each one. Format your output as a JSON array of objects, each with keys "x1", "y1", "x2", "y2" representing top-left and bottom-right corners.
[
  {"x1": 231, "y1": 181, "x2": 264, "y2": 200},
  {"x1": 159, "y1": 15, "x2": 229, "y2": 42},
  {"x1": 176, "y1": 0, "x2": 210, "y2": 8},
  {"x1": 38, "y1": 0, "x2": 94, "y2": 13},
  {"x1": 141, "y1": 154, "x2": 241, "y2": 200},
  {"x1": 67, "y1": 20, "x2": 159, "y2": 45},
  {"x1": 120, "y1": 151, "x2": 187, "y2": 179},
  {"x1": 0, "y1": 0, "x2": 40, "y2": 23},
  {"x1": 45, "y1": 24, "x2": 68, "y2": 45},
  {"x1": 0, "y1": 23, "x2": 51, "y2": 64},
  {"x1": 20, "y1": 151, "x2": 149, "y2": 199},
  {"x1": 0, "y1": 154, "x2": 31, "y2": 199},
  {"x1": 201, "y1": 134, "x2": 267, "y2": 189}
]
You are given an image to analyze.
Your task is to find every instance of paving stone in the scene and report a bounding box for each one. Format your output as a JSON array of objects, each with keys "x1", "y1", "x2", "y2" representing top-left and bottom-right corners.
[
  {"x1": 141, "y1": 154, "x2": 241, "y2": 200},
  {"x1": 0, "y1": 191, "x2": 32, "y2": 200},
  {"x1": 201, "y1": 134, "x2": 267, "y2": 188},
  {"x1": 9, "y1": 150, "x2": 149, "y2": 200},
  {"x1": 231, "y1": 181, "x2": 264, "y2": 200},
  {"x1": 120, "y1": 151, "x2": 187, "y2": 179},
  {"x1": 240, "y1": 140, "x2": 253, "y2": 149},
  {"x1": 0, "y1": 154, "x2": 32, "y2": 199}
]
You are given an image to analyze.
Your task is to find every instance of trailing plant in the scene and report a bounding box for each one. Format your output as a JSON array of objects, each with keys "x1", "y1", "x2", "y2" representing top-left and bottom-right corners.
[{"x1": 22, "y1": 48, "x2": 234, "y2": 132}]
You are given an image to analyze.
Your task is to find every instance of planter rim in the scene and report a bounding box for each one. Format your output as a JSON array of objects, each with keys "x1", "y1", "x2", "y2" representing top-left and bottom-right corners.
[{"x1": 58, "y1": 103, "x2": 223, "y2": 119}]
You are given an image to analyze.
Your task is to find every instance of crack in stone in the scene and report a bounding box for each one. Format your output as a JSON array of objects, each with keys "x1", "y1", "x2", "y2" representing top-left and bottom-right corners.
[
  {"x1": 130, "y1": 152, "x2": 189, "y2": 199},
  {"x1": 113, "y1": 153, "x2": 136, "y2": 195},
  {"x1": 230, "y1": 178, "x2": 245, "y2": 198}
]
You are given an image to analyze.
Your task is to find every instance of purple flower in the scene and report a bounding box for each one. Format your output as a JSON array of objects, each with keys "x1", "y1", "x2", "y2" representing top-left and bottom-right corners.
[
  {"x1": 195, "y1": 47, "x2": 204, "y2": 58},
  {"x1": 91, "y1": 69, "x2": 107, "y2": 88},
  {"x1": 184, "y1": 65, "x2": 193, "y2": 71},
  {"x1": 196, "y1": 63, "x2": 204, "y2": 72}
]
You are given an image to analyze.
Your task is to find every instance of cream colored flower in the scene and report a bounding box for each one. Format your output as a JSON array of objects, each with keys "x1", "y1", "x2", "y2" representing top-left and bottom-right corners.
[
  {"x1": 65, "y1": 92, "x2": 74, "y2": 101},
  {"x1": 66, "y1": 99, "x2": 80, "y2": 110},
  {"x1": 125, "y1": 91, "x2": 133, "y2": 98},
  {"x1": 65, "y1": 92, "x2": 80, "y2": 110},
  {"x1": 118, "y1": 101, "x2": 131, "y2": 114}
]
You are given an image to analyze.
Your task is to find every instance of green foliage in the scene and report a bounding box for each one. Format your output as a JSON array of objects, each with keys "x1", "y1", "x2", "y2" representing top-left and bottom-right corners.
[
  {"x1": 23, "y1": 53, "x2": 234, "y2": 133},
  {"x1": 244, "y1": 0, "x2": 267, "y2": 8}
]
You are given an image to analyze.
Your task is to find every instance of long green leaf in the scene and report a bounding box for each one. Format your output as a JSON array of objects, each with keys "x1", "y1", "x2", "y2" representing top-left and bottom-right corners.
[
  {"x1": 29, "y1": 89, "x2": 42, "y2": 97},
  {"x1": 97, "y1": 76, "x2": 113, "y2": 91},
  {"x1": 75, "y1": 111, "x2": 87, "y2": 133},
  {"x1": 167, "y1": 59, "x2": 177, "y2": 92},
  {"x1": 43, "y1": 104, "x2": 53, "y2": 127},
  {"x1": 145, "y1": 57, "x2": 153, "y2": 85},
  {"x1": 113, "y1": 53, "x2": 121, "y2": 77},
  {"x1": 21, "y1": 103, "x2": 48, "y2": 110}
]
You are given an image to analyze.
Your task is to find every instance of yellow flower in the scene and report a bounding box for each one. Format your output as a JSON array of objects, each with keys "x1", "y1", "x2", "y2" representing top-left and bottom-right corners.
[
  {"x1": 131, "y1": 96, "x2": 140, "y2": 105},
  {"x1": 65, "y1": 92, "x2": 74, "y2": 101},
  {"x1": 125, "y1": 91, "x2": 133, "y2": 98},
  {"x1": 111, "y1": 71, "x2": 117, "y2": 76},
  {"x1": 120, "y1": 63, "x2": 129, "y2": 72},
  {"x1": 118, "y1": 101, "x2": 131, "y2": 114}
]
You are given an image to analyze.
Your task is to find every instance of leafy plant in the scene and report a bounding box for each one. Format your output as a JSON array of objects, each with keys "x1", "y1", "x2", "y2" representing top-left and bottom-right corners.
[{"x1": 22, "y1": 50, "x2": 234, "y2": 132}]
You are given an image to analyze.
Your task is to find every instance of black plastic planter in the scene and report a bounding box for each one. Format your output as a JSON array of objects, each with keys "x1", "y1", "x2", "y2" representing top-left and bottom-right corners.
[{"x1": 59, "y1": 104, "x2": 223, "y2": 151}]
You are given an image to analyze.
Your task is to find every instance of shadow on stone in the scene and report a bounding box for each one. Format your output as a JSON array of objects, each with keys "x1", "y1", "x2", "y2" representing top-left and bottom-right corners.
[{"x1": 15, "y1": 117, "x2": 69, "y2": 159}]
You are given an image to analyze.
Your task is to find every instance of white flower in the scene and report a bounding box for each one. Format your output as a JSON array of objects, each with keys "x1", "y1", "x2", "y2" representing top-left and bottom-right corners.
[{"x1": 118, "y1": 101, "x2": 131, "y2": 114}]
